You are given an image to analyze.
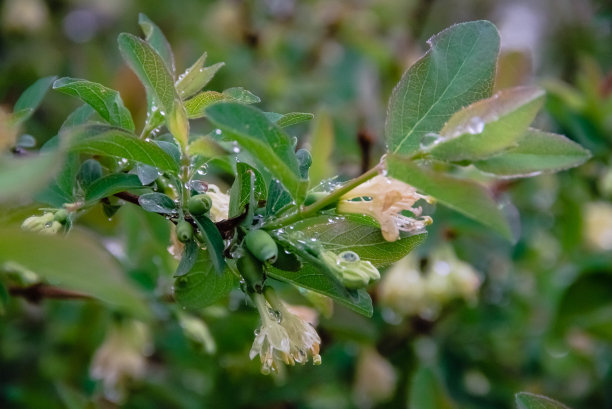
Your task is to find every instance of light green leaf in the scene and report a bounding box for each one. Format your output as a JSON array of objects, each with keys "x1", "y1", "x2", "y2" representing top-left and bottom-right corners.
[
  {"x1": 206, "y1": 103, "x2": 305, "y2": 201},
  {"x1": 387, "y1": 155, "x2": 512, "y2": 240},
  {"x1": 12, "y1": 76, "x2": 57, "y2": 125},
  {"x1": 516, "y1": 393, "x2": 572, "y2": 409},
  {"x1": 0, "y1": 228, "x2": 150, "y2": 319},
  {"x1": 193, "y1": 214, "x2": 226, "y2": 274},
  {"x1": 53, "y1": 77, "x2": 135, "y2": 131},
  {"x1": 222, "y1": 87, "x2": 260, "y2": 104},
  {"x1": 474, "y1": 129, "x2": 591, "y2": 176},
  {"x1": 288, "y1": 215, "x2": 426, "y2": 267},
  {"x1": 428, "y1": 86, "x2": 545, "y2": 161},
  {"x1": 85, "y1": 173, "x2": 144, "y2": 203},
  {"x1": 386, "y1": 21, "x2": 499, "y2": 155},
  {"x1": 409, "y1": 367, "x2": 455, "y2": 409},
  {"x1": 117, "y1": 33, "x2": 189, "y2": 147},
  {"x1": 138, "y1": 13, "x2": 175, "y2": 76},
  {"x1": 173, "y1": 250, "x2": 235, "y2": 310},
  {"x1": 138, "y1": 192, "x2": 176, "y2": 214},
  {"x1": 274, "y1": 112, "x2": 314, "y2": 128},
  {"x1": 69, "y1": 126, "x2": 179, "y2": 174},
  {"x1": 0, "y1": 152, "x2": 62, "y2": 203},
  {"x1": 184, "y1": 91, "x2": 225, "y2": 119},
  {"x1": 229, "y1": 162, "x2": 267, "y2": 218},
  {"x1": 176, "y1": 52, "x2": 224, "y2": 99},
  {"x1": 308, "y1": 111, "x2": 335, "y2": 185}
]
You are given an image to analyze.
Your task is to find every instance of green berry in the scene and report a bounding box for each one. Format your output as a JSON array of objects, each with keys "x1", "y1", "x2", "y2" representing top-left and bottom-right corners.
[
  {"x1": 188, "y1": 194, "x2": 212, "y2": 215},
  {"x1": 244, "y1": 230, "x2": 278, "y2": 263},
  {"x1": 237, "y1": 249, "x2": 265, "y2": 293},
  {"x1": 176, "y1": 220, "x2": 193, "y2": 243}
]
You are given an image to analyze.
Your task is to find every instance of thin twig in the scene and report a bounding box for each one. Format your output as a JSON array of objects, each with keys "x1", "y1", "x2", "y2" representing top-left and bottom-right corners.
[{"x1": 9, "y1": 284, "x2": 91, "y2": 302}]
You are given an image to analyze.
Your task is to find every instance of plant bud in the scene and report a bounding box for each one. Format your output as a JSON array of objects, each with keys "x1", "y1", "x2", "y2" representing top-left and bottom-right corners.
[
  {"x1": 188, "y1": 194, "x2": 212, "y2": 215},
  {"x1": 244, "y1": 230, "x2": 278, "y2": 263},
  {"x1": 54, "y1": 209, "x2": 69, "y2": 224},
  {"x1": 176, "y1": 220, "x2": 193, "y2": 243},
  {"x1": 320, "y1": 250, "x2": 380, "y2": 289},
  {"x1": 237, "y1": 249, "x2": 265, "y2": 293}
]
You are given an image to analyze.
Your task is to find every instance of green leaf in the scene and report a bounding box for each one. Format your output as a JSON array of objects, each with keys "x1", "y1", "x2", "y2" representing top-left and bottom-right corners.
[
  {"x1": 138, "y1": 13, "x2": 175, "y2": 76},
  {"x1": 192, "y1": 214, "x2": 226, "y2": 274},
  {"x1": 12, "y1": 76, "x2": 57, "y2": 125},
  {"x1": 117, "y1": 33, "x2": 189, "y2": 147},
  {"x1": 206, "y1": 103, "x2": 305, "y2": 201},
  {"x1": 0, "y1": 152, "x2": 62, "y2": 203},
  {"x1": 173, "y1": 250, "x2": 235, "y2": 310},
  {"x1": 175, "y1": 239, "x2": 199, "y2": 277},
  {"x1": 53, "y1": 77, "x2": 135, "y2": 131},
  {"x1": 267, "y1": 263, "x2": 372, "y2": 317},
  {"x1": 516, "y1": 393, "x2": 572, "y2": 409},
  {"x1": 266, "y1": 179, "x2": 293, "y2": 216},
  {"x1": 0, "y1": 228, "x2": 150, "y2": 319},
  {"x1": 176, "y1": 52, "x2": 224, "y2": 99},
  {"x1": 184, "y1": 91, "x2": 225, "y2": 119},
  {"x1": 386, "y1": 21, "x2": 499, "y2": 155},
  {"x1": 34, "y1": 153, "x2": 79, "y2": 207},
  {"x1": 223, "y1": 87, "x2": 260, "y2": 104},
  {"x1": 274, "y1": 112, "x2": 314, "y2": 128},
  {"x1": 288, "y1": 215, "x2": 427, "y2": 267},
  {"x1": 428, "y1": 86, "x2": 545, "y2": 161},
  {"x1": 69, "y1": 126, "x2": 179, "y2": 174},
  {"x1": 135, "y1": 163, "x2": 159, "y2": 185},
  {"x1": 409, "y1": 367, "x2": 455, "y2": 409},
  {"x1": 229, "y1": 162, "x2": 267, "y2": 218},
  {"x1": 60, "y1": 104, "x2": 96, "y2": 130},
  {"x1": 85, "y1": 173, "x2": 144, "y2": 203},
  {"x1": 308, "y1": 111, "x2": 335, "y2": 185},
  {"x1": 474, "y1": 129, "x2": 591, "y2": 176},
  {"x1": 138, "y1": 192, "x2": 176, "y2": 214},
  {"x1": 387, "y1": 155, "x2": 512, "y2": 240},
  {"x1": 78, "y1": 159, "x2": 103, "y2": 190}
]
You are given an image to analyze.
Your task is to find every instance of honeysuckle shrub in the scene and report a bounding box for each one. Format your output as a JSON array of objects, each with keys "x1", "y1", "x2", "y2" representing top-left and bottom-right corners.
[{"x1": 0, "y1": 15, "x2": 593, "y2": 408}]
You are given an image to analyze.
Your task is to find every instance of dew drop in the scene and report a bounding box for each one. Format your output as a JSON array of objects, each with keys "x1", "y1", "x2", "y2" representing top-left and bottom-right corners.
[
  {"x1": 231, "y1": 142, "x2": 240, "y2": 153},
  {"x1": 466, "y1": 116, "x2": 485, "y2": 135},
  {"x1": 214, "y1": 129, "x2": 222, "y2": 136},
  {"x1": 339, "y1": 251, "x2": 360, "y2": 262}
]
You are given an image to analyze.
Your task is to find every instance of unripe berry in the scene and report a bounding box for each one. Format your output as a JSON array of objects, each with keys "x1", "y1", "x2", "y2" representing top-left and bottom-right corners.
[
  {"x1": 244, "y1": 230, "x2": 278, "y2": 263},
  {"x1": 188, "y1": 194, "x2": 212, "y2": 215},
  {"x1": 176, "y1": 220, "x2": 193, "y2": 243},
  {"x1": 237, "y1": 249, "x2": 265, "y2": 293}
]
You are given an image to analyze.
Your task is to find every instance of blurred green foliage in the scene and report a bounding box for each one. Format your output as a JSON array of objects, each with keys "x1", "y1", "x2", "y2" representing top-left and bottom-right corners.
[{"x1": 1, "y1": 1, "x2": 612, "y2": 408}]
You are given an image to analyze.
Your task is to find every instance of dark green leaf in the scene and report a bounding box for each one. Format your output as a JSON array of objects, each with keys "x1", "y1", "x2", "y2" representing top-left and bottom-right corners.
[
  {"x1": 77, "y1": 159, "x2": 103, "y2": 190},
  {"x1": 173, "y1": 250, "x2": 235, "y2": 310},
  {"x1": 0, "y1": 228, "x2": 150, "y2": 319},
  {"x1": 206, "y1": 103, "x2": 305, "y2": 201},
  {"x1": 229, "y1": 163, "x2": 267, "y2": 218},
  {"x1": 138, "y1": 192, "x2": 176, "y2": 214},
  {"x1": 428, "y1": 86, "x2": 545, "y2": 161},
  {"x1": 53, "y1": 77, "x2": 135, "y2": 131},
  {"x1": 193, "y1": 214, "x2": 226, "y2": 274},
  {"x1": 138, "y1": 13, "x2": 175, "y2": 76},
  {"x1": 85, "y1": 173, "x2": 144, "y2": 203},
  {"x1": 266, "y1": 179, "x2": 293, "y2": 216},
  {"x1": 13, "y1": 76, "x2": 57, "y2": 125},
  {"x1": 176, "y1": 53, "x2": 224, "y2": 99},
  {"x1": 516, "y1": 393, "x2": 572, "y2": 409},
  {"x1": 387, "y1": 155, "x2": 512, "y2": 240},
  {"x1": 474, "y1": 129, "x2": 591, "y2": 176},
  {"x1": 386, "y1": 21, "x2": 499, "y2": 155},
  {"x1": 175, "y1": 239, "x2": 199, "y2": 277}
]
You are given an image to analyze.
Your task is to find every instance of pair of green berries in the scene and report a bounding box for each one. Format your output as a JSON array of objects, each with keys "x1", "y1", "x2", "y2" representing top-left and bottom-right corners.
[
  {"x1": 176, "y1": 194, "x2": 213, "y2": 243},
  {"x1": 239, "y1": 230, "x2": 279, "y2": 293}
]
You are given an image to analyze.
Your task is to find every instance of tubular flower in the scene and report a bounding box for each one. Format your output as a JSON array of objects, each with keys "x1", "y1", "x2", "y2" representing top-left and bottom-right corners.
[
  {"x1": 337, "y1": 175, "x2": 433, "y2": 242},
  {"x1": 319, "y1": 250, "x2": 380, "y2": 289},
  {"x1": 250, "y1": 292, "x2": 322, "y2": 374},
  {"x1": 206, "y1": 184, "x2": 230, "y2": 222}
]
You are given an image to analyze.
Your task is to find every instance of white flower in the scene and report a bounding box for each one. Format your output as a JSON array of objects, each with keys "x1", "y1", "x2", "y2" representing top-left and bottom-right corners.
[
  {"x1": 21, "y1": 212, "x2": 63, "y2": 234},
  {"x1": 337, "y1": 175, "x2": 433, "y2": 242},
  {"x1": 250, "y1": 292, "x2": 322, "y2": 374},
  {"x1": 206, "y1": 184, "x2": 230, "y2": 222}
]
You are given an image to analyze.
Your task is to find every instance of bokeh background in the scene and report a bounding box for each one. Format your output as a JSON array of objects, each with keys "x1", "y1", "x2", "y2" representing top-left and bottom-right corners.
[{"x1": 1, "y1": 0, "x2": 612, "y2": 408}]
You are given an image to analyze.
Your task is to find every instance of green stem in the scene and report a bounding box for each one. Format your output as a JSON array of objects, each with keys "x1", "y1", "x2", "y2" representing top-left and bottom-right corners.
[{"x1": 264, "y1": 164, "x2": 381, "y2": 230}]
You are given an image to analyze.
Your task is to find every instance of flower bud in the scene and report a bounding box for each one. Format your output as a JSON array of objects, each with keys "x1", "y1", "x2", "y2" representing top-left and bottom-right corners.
[
  {"x1": 54, "y1": 209, "x2": 69, "y2": 224},
  {"x1": 176, "y1": 220, "x2": 193, "y2": 243},
  {"x1": 244, "y1": 230, "x2": 278, "y2": 264},
  {"x1": 188, "y1": 194, "x2": 212, "y2": 215},
  {"x1": 320, "y1": 250, "x2": 380, "y2": 289}
]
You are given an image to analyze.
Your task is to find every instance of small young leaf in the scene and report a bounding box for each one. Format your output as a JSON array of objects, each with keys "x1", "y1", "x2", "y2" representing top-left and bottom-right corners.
[
  {"x1": 138, "y1": 192, "x2": 177, "y2": 214},
  {"x1": 428, "y1": 86, "x2": 545, "y2": 161},
  {"x1": 117, "y1": 33, "x2": 189, "y2": 147},
  {"x1": 386, "y1": 21, "x2": 500, "y2": 155},
  {"x1": 12, "y1": 76, "x2": 57, "y2": 125},
  {"x1": 516, "y1": 393, "x2": 572, "y2": 409},
  {"x1": 138, "y1": 13, "x2": 175, "y2": 76},
  {"x1": 53, "y1": 77, "x2": 135, "y2": 131},
  {"x1": 222, "y1": 87, "x2": 261, "y2": 104},
  {"x1": 206, "y1": 103, "x2": 305, "y2": 201},
  {"x1": 274, "y1": 112, "x2": 314, "y2": 128},
  {"x1": 85, "y1": 173, "x2": 144, "y2": 203},
  {"x1": 229, "y1": 163, "x2": 267, "y2": 218},
  {"x1": 176, "y1": 52, "x2": 224, "y2": 99},
  {"x1": 175, "y1": 239, "x2": 199, "y2": 277},
  {"x1": 474, "y1": 129, "x2": 591, "y2": 177},
  {"x1": 387, "y1": 155, "x2": 513, "y2": 240},
  {"x1": 173, "y1": 250, "x2": 235, "y2": 310},
  {"x1": 192, "y1": 214, "x2": 226, "y2": 274},
  {"x1": 184, "y1": 91, "x2": 225, "y2": 118}
]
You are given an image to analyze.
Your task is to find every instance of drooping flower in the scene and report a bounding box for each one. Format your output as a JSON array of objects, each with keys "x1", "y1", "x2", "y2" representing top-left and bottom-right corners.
[
  {"x1": 337, "y1": 175, "x2": 433, "y2": 242},
  {"x1": 206, "y1": 184, "x2": 230, "y2": 222},
  {"x1": 319, "y1": 250, "x2": 380, "y2": 289}
]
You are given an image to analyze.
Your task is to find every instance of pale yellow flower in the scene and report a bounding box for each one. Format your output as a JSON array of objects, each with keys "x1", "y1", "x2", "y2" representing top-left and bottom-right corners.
[
  {"x1": 337, "y1": 175, "x2": 433, "y2": 242},
  {"x1": 21, "y1": 213, "x2": 62, "y2": 234},
  {"x1": 206, "y1": 184, "x2": 230, "y2": 222},
  {"x1": 319, "y1": 250, "x2": 380, "y2": 289}
]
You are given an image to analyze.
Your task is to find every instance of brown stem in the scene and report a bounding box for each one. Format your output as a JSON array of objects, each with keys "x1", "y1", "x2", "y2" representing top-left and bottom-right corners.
[{"x1": 9, "y1": 284, "x2": 91, "y2": 303}]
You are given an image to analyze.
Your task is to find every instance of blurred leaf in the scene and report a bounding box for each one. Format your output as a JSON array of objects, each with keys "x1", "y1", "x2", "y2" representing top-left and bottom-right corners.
[
  {"x1": 206, "y1": 103, "x2": 305, "y2": 201},
  {"x1": 188, "y1": 135, "x2": 228, "y2": 158},
  {"x1": 429, "y1": 86, "x2": 545, "y2": 161},
  {"x1": 409, "y1": 367, "x2": 455, "y2": 409},
  {"x1": 229, "y1": 162, "x2": 267, "y2": 218},
  {"x1": 12, "y1": 76, "x2": 57, "y2": 125},
  {"x1": 77, "y1": 159, "x2": 103, "y2": 190},
  {"x1": 274, "y1": 112, "x2": 314, "y2": 128},
  {"x1": 0, "y1": 152, "x2": 62, "y2": 203},
  {"x1": 0, "y1": 228, "x2": 150, "y2": 319},
  {"x1": 55, "y1": 382, "x2": 92, "y2": 409},
  {"x1": 176, "y1": 52, "x2": 224, "y2": 99},
  {"x1": 184, "y1": 91, "x2": 225, "y2": 118},
  {"x1": 386, "y1": 21, "x2": 499, "y2": 155},
  {"x1": 222, "y1": 87, "x2": 261, "y2": 104},
  {"x1": 138, "y1": 13, "x2": 175, "y2": 76},
  {"x1": 53, "y1": 77, "x2": 135, "y2": 131},
  {"x1": 69, "y1": 126, "x2": 179, "y2": 173},
  {"x1": 173, "y1": 250, "x2": 235, "y2": 310},
  {"x1": 85, "y1": 173, "x2": 144, "y2": 203},
  {"x1": 175, "y1": 239, "x2": 199, "y2": 277},
  {"x1": 289, "y1": 215, "x2": 427, "y2": 267},
  {"x1": 516, "y1": 392, "x2": 572, "y2": 409},
  {"x1": 192, "y1": 214, "x2": 225, "y2": 274},
  {"x1": 474, "y1": 129, "x2": 591, "y2": 176},
  {"x1": 308, "y1": 111, "x2": 335, "y2": 185},
  {"x1": 117, "y1": 33, "x2": 189, "y2": 147},
  {"x1": 34, "y1": 153, "x2": 79, "y2": 207},
  {"x1": 138, "y1": 192, "x2": 176, "y2": 214},
  {"x1": 135, "y1": 163, "x2": 160, "y2": 185},
  {"x1": 59, "y1": 104, "x2": 96, "y2": 131},
  {"x1": 387, "y1": 155, "x2": 512, "y2": 240}
]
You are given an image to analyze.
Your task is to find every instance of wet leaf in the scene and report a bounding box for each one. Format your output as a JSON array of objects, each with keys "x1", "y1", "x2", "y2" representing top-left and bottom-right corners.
[
  {"x1": 138, "y1": 13, "x2": 175, "y2": 76},
  {"x1": 176, "y1": 52, "x2": 224, "y2": 99},
  {"x1": 138, "y1": 192, "x2": 176, "y2": 214},
  {"x1": 192, "y1": 214, "x2": 226, "y2": 274},
  {"x1": 516, "y1": 393, "x2": 572, "y2": 409},
  {"x1": 85, "y1": 173, "x2": 144, "y2": 203}
]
